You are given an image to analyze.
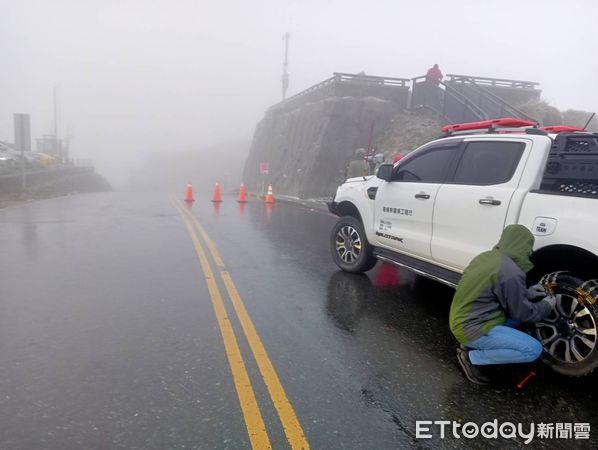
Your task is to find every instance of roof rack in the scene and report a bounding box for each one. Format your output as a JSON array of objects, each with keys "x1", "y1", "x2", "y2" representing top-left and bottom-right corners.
[{"x1": 540, "y1": 133, "x2": 598, "y2": 198}]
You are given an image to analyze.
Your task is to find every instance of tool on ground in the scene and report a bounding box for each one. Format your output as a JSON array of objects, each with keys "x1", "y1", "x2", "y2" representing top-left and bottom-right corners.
[
  {"x1": 516, "y1": 371, "x2": 536, "y2": 389},
  {"x1": 265, "y1": 184, "x2": 275, "y2": 204},
  {"x1": 212, "y1": 182, "x2": 223, "y2": 203},
  {"x1": 238, "y1": 183, "x2": 248, "y2": 203},
  {"x1": 185, "y1": 182, "x2": 194, "y2": 202}
]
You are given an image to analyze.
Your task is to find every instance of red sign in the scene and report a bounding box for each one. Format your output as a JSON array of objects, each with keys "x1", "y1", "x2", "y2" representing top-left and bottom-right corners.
[{"x1": 259, "y1": 162, "x2": 269, "y2": 175}]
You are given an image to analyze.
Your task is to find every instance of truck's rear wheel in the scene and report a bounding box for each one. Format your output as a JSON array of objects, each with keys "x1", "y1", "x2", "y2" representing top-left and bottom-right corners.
[
  {"x1": 330, "y1": 216, "x2": 377, "y2": 273},
  {"x1": 533, "y1": 272, "x2": 598, "y2": 376}
]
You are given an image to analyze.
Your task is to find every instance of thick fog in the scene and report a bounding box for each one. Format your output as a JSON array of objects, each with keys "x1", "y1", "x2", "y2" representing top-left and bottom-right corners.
[{"x1": 1, "y1": 0, "x2": 596, "y2": 187}]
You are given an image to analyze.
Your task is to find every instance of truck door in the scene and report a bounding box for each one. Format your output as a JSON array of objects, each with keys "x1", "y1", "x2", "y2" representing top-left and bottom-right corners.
[
  {"x1": 374, "y1": 143, "x2": 461, "y2": 260},
  {"x1": 431, "y1": 139, "x2": 530, "y2": 270}
]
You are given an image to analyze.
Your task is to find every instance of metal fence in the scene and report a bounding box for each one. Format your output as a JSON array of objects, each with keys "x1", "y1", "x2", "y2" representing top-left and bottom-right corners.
[
  {"x1": 445, "y1": 74, "x2": 540, "y2": 90},
  {"x1": 269, "y1": 72, "x2": 411, "y2": 112},
  {"x1": 265, "y1": 71, "x2": 541, "y2": 125}
]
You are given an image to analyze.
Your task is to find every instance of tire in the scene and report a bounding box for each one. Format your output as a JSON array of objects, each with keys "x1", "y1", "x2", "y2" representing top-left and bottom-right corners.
[
  {"x1": 330, "y1": 215, "x2": 377, "y2": 273},
  {"x1": 532, "y1": 271, "x2": 598, "y2": 376}
]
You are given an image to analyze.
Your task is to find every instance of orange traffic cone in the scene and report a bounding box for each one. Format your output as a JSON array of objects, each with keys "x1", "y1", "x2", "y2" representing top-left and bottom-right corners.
[
  {"x1": 265, "y1": 184, "x2": 275, "y2": 204},
  {"x1": 238, "y1": 183, "x2": 247, "y2": 203},
  {"x1": 211, "y1": 182, "x2": 222, "y2": 203},
  {"x1": 185, "y1": 182, "x2": 194, "y2": 202}
]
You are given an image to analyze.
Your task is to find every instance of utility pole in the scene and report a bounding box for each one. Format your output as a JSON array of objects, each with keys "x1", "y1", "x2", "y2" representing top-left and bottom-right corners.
[
  {"x1": 282, "y1": 32, "x2": 290, "y2": 101},
  {"x1": 14, "y1": 113, "x2": 31, "y2": 191},
  {"x1": 65, "y1": 124, "x2": 71, "y2": 165},
  {"x1": 53, "y1": 87, "x2": 60, "y2": 163}
]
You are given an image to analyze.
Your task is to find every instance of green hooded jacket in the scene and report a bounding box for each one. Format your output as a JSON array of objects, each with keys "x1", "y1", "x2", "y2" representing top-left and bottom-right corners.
[{"x1": 449, "y1": 224, "x2": 551, "y2": 344}]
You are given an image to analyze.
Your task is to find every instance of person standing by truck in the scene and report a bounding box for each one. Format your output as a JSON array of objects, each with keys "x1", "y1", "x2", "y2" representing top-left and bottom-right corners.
[
  {"x1": 346, "y1": 148, "x2": 369, "y2": 178},
  {"x1": 449, "y1": 225, "x2": 556, "y2": 385}
]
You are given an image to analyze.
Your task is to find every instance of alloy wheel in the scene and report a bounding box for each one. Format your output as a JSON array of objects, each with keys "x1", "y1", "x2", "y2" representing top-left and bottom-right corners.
[
  {"x1": 535, "y1": 292, "x2": 597, "y2": 363},
  {"x1": 335, "y1": 225, "x2": 362, "y2": 264}
]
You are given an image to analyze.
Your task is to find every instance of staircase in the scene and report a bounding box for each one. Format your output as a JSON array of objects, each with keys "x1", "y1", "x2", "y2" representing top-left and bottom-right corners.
[
  {"x1": 444, "y1": 74, "x2": 538, "y2": 122},
  {"x1": 410, "y1": 76, "x2": 486, "y2": 124},
  {"x1": 411, "y1": 74, "x2": 540, "y2": 124}
]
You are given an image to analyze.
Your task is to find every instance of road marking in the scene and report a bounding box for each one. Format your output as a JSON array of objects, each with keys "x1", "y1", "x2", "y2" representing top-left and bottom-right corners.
[
  {"x1": 178, "y1": 200, "x2": 310, "y2": 450},
  {"x1": 174, "y1": 203, "x2": 271, "y2": 450},
  {"x1": 220, "y1": 271, "x2": 310, "y2": 450}
]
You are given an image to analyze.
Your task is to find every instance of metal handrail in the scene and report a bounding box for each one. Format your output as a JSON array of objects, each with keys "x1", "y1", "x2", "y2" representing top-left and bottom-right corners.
[
  {"x1": 446, "y1": 76, "x2": 539, "y2": 123},
  {"x1": 267, "y1": 72, "x2": 541, "y2": 119},
  {"x1": 445, "y1": 76, "x2": 538, "y2": 121},
  {"x1": 269, "y1": 72, "x2": 411, "y2": 111},
  {"x1": 446, "y1": 73, "x2": 540, "y2": 90},
  {"x1": 411, "y1": 76, "x2": 487, "y2": 122},
  {"x1": 272, "y1": 75, "x2": 336, "y2": 108},
  {"x1": 332, "y1": 72, "x2": 410, "y2": 87},
  {"x1": 442, "y1": 82, "x2": 488, "y2": 119}
]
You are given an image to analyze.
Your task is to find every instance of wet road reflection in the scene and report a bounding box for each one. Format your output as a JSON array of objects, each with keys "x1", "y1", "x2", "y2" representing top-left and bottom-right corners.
[
  {"x1": 220, "y1": 197, "x2": 598, "y2": 448},
  {"x1": 1, "y1": 193, "x2": 597, "y2": 449}
]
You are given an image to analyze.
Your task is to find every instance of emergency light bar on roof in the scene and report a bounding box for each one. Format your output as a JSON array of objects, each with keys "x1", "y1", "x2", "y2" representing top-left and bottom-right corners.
[{"x1": 440, "y1": 118, "x2": 537, "y2": 134}]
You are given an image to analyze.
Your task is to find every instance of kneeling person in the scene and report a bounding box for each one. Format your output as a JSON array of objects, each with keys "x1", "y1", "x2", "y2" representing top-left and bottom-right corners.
[{"x1": 449, "y1": 224, "x2": 555, "y2": 385}]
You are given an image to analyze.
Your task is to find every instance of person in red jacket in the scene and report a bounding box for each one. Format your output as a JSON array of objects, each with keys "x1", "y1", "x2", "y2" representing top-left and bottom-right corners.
[{"x1": 426, "y1": 64, "x2": 443, "y2": 85}]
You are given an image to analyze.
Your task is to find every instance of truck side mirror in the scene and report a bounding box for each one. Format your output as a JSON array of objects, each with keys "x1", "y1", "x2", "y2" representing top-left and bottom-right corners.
[{"x1": 376, "y1": 164, "x2": 393, "y2": 182}]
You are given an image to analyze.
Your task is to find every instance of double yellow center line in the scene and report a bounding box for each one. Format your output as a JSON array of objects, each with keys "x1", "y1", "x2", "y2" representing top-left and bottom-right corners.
[{"x1": 173, "y1": 199, "x2": 309, "y2": 450}]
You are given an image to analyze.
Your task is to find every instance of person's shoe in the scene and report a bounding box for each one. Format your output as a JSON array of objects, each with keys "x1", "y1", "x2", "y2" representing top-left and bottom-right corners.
[{"x1": 457, "y1": 348, "x2": 490, "y2": 385}]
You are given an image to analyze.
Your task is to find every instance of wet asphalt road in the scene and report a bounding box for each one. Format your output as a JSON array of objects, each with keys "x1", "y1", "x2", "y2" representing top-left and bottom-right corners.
[{"x1": 1, "y1": 192, "x2": 597, "y2": 449}]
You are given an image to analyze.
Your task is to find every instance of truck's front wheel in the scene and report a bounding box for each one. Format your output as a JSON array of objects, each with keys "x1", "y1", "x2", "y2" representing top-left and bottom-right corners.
[
  {"x1": 330, "y1": 216, "x2": 377, "y2": 273},
  {"x1": 534, "y1": 272, "x2": 598, "y2": 376}
]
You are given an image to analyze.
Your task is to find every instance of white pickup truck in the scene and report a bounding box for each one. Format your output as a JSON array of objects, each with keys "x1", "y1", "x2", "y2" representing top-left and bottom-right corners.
[{"x1": 328, "y1": 120, "x2": 598, "y2": 376}]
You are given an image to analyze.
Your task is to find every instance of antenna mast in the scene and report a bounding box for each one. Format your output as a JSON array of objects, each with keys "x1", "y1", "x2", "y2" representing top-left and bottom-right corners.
[{"x1": 282, "y1": 32, "x2": 290, "y2": 101}]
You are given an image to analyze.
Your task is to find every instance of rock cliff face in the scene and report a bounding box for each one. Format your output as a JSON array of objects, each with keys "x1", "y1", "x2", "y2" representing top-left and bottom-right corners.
[
  {"x1": 376, "y1": 110, "x2": 441, "y2": 159},
  {"x1": 243, "y1": 96, "x2": 400, "y2": 199}
]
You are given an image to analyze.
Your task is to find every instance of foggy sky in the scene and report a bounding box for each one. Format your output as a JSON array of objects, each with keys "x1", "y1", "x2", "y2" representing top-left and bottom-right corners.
[{"x1": 1, "y1": 0, "x2": 597, "y2": 185}]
